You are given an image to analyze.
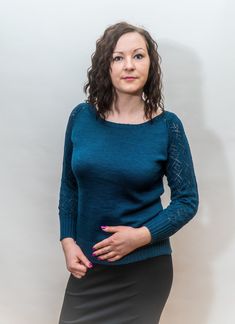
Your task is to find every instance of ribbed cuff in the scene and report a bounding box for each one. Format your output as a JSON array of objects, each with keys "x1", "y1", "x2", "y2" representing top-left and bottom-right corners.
[
  {"x1": 59, "y1": 217, "x2": 77, "y2": 241},
  {"x1": 144, "y1": 213, "x2": 173, "y2": 243}
]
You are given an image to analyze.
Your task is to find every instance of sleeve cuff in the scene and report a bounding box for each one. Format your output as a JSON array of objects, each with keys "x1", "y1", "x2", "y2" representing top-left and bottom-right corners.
[{"x1": 59, "y1": 217, "x2": 77, "y2": 241}]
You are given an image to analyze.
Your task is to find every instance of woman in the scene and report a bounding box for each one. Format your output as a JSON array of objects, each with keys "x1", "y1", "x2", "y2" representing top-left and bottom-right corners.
[{"x1": 58, "y1": 21, "x2": 199, "y2": 324}]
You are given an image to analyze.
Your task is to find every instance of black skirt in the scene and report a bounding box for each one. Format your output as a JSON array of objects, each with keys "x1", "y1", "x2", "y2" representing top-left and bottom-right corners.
[{"x1": 58, "y1": 254, "x2": 173, "y2": 324}]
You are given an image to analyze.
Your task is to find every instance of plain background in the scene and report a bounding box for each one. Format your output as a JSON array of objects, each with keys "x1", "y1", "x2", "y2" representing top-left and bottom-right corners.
[{"x1": 1, "y1": 0, "x2": 235, "y2": 323}]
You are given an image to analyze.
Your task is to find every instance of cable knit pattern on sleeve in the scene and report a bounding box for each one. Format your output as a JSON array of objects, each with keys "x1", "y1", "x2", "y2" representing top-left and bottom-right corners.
[
  {"x1": 58, "y1": 106, "x2": 82, "y2": 241},
  {"x1": 143, "y1": 112, "x2": 199, "y2": 244}
]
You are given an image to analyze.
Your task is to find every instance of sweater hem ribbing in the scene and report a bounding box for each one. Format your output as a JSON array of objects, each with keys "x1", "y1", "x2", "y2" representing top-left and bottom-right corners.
[{"x1": 75, "y1": 236, "x2": 172, "y2": 266}]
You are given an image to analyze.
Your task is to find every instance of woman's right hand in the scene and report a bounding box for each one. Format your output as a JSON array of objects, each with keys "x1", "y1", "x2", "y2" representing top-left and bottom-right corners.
[{"x1": 61, "y1": 238, "x2": 93, "y2": 279}]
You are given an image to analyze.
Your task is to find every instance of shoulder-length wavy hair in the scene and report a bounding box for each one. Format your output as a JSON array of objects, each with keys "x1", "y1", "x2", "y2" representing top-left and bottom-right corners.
[{"x1": 83, "y1": 21, "x2": 165, "y2": 121}]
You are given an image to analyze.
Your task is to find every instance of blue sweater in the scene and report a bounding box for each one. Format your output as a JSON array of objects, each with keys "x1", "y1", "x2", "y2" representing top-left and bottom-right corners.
[{"x1": 58, "y1": 102, "x2": 199, "y2": 265}]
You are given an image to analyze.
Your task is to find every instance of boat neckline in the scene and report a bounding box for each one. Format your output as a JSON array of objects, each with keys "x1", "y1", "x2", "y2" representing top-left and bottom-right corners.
[{"x1": 87, "y1": 103, "x2": 166, "y2": 128}]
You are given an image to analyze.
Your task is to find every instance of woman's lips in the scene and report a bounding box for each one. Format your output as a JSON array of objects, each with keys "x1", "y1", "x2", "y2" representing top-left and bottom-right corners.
[{"x1": 122, "y1": 77, "x2": 137, "y2": 81}]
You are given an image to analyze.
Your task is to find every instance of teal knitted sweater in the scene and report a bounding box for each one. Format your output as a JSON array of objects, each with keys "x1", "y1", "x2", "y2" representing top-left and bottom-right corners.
[{"x1": 58, "y1": 102, "x2": 199, "y2": 265}]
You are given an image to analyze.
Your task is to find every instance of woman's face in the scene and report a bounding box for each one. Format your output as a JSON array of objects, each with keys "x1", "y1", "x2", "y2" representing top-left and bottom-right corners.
[{"x1": 109, "y1": 32, "x2": 150, "y2": 97}]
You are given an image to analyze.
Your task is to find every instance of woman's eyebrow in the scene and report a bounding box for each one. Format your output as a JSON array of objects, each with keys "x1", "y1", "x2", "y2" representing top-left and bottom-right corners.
[{"x1": 113, "y1": 48, "x2": 145, "y2": 54}]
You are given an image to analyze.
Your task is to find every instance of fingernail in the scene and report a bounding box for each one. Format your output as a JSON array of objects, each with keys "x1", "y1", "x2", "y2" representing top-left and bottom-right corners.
[
  {"x1": 88, "y1": 263, "x2": 93, "y2": 268},
  {"x1": 92, "y1": 247, "x2": 96, "y2": 250},
  {"x1": 101, "y1": 226, "x2": 106, "y2": 229}
]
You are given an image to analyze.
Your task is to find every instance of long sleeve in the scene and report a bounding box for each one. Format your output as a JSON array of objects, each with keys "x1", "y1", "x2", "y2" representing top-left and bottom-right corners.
[
  {"x1": 58, "y1": 107, "x2": 80, "y2": 241},
  {"x1": 143, "y1": 113, "x2": 199, "y2": 244}
]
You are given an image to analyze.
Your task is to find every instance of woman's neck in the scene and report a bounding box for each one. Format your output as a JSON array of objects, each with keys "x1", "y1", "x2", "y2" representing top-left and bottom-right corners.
[{"x1": 110, "y1": 94, "x2": 145, "y2": 117}]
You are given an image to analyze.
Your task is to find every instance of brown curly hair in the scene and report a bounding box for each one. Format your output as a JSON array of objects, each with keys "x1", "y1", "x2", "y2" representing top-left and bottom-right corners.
[{"x1": 83, "y1": 21, "x2": 165, "y2": 122}]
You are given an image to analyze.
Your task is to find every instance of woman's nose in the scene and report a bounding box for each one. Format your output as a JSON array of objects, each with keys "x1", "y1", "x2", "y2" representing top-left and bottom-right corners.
[{"x1": 123, "y1": 58, "x2": 135, "y2": 70}]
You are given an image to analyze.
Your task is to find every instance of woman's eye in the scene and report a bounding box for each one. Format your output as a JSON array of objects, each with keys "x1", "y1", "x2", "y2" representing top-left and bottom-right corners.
[
  {"x1": 134, "y1": 54, "x2": 144, "y2": 59},
  {"x1": 113, "y1": 56, "x2": 123, "y2": 62}
]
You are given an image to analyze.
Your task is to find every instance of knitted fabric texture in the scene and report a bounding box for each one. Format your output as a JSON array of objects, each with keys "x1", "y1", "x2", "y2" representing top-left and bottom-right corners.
[{"x1": 58, "y1": 102, "x2": 199, "y2": 265}]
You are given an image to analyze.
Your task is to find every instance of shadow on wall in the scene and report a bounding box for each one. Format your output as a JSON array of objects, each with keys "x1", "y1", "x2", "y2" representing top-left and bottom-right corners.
[{"x1": 157, "y1": 40, "x2": 235, "y2": 324}]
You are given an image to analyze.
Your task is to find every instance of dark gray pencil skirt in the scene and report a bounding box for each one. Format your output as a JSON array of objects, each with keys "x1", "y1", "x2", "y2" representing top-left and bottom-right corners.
[{"x1": 58, "y1": 254, "x2": 173, "y2": 324}]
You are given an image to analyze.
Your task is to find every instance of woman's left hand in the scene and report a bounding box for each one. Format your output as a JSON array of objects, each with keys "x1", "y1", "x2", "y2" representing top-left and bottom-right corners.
[{"x1": 92, "y1": 225, "x2": 151, "y2": 262}]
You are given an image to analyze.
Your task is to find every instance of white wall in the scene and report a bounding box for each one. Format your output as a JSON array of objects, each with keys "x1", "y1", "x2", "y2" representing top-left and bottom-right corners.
[{"x1": 1, "y1": 0, "x2": 234, "y2": 323}]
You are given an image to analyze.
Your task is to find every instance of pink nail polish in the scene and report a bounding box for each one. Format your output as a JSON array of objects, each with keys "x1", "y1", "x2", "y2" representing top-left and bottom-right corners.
[
  {"x1": 101, "y1": 226, "x2": 106, "y2": 229},
  {"x1": 88, "y1": 263, "x2": 93, "y2": 268}
]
